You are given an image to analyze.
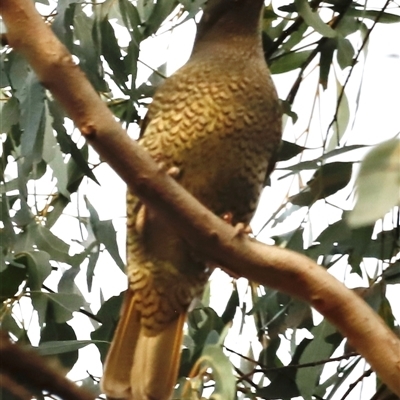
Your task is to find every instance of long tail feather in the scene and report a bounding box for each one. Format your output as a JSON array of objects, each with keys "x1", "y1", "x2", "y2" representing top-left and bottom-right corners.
[
  {"x1": 130, "y1": 312, "x2": 186, "y2": 400},
  {"x1": 101, "y1": 290, "x2": 186, "y2": 400},
  {"x1": 101, "y1": 290, "x2": 140, "y2": 398}
]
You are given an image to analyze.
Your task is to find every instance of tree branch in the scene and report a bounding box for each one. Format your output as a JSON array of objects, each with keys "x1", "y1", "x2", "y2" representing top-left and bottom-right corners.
[
  {"x1": 1, "y1": 0, "x2": 400, "y2": 396},
  {"x1": 0, "y1": 332, "x2": 95, "y2": 400}
]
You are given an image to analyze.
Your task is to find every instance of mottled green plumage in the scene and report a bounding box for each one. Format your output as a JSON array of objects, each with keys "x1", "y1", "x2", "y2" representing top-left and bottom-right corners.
[{"x1": 102, "y1": 1, "x2": 282, "y2": 399}]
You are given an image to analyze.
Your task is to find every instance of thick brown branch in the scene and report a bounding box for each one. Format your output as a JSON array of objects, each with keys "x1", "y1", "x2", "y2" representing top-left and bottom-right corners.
[
  {"x1": 1, "y1": 0, "x2": 400, "y2": 396},
  {"x1": 0, "y1": 332, "x2": 95, "y2": 400}
]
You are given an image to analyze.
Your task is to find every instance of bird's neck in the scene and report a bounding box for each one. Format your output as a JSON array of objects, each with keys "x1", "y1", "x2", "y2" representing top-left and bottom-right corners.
[{"x1": 191, "y1": 0, "x2": 265, "y2": 63}]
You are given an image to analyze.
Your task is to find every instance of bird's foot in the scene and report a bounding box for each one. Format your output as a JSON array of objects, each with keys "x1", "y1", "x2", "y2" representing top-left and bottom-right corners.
[
  {"x1": 135, "y1": 204, "x2": 147, "y2": 234},
  {"x1": 221, "y1": 212, "x2": 252, "y2": 235},
  {"x1": 167, "y1": 166, "x2": 181, "y2": 179},
  {"x1": 157, "y1": 162, "x2": 181, "y2": 179}
]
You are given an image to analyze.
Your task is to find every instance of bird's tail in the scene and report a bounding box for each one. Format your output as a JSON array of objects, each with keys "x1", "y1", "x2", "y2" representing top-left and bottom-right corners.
[{"x1": 101, "y1": 289, "x2": 186, "y2": 400}]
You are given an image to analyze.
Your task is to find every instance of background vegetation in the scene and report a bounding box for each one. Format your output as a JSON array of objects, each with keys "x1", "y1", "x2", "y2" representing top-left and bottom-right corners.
[{"x1": 1, "y1": 0, "x2": 400, "y2": 399}]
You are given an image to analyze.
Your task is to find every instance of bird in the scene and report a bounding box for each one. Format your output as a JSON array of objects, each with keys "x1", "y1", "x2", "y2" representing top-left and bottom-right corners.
[{"x1": 101, "y1": 0, "x2": 282, "y2": 399}]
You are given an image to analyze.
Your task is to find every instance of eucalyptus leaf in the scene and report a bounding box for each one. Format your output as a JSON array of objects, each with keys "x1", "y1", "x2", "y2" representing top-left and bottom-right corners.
[
  {"x1": 197, "y1": 344, "x2": 236, "y2": 400},
  {"x1": 348, "y1": 139, "x2": 400, "y2": 227},
  {"x1": 297, "y1": 320, "x2": 341, "y2": 398},
  {"x1": 36, "y1": 339, "x2": 94, "y2": 355},
  {"x1": 270, "y1": 50, "x2": 313, "y2": 74},
  {"x1": 295, "y1": 0, "x2": 336, "y2": 38},
  {"x1": 45, "y1": 292, "x2": 85, "y2": 323}
]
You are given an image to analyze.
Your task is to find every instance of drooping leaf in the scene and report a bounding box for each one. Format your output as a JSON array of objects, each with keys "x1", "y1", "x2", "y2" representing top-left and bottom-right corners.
[
  {"x1": 136, "y1": 0, "x2": 156, "y2": 23},
  {"x1": 98, "y1": 18, "x2": 128, "y2": 89},
  {"x1": 319, "y1": 38, "x2": 336, "y2": 89},
  {"x1": 0, "y1": 96, "x2": 19, "y2": 133},
  {"x1": 49, "y1": 99, "x2": 98, "y2": 184},
  {"x1": 279, "y1": 144, "x2": 366, "y2": 174},
  {"x1": 336, "y1": 37, "x2": 355, "y2": 70},
  {"x1": 17, "y1": 71, "x2": 46, "y2": 173},
  {"x1": 348, "y1": 139, "x2": 400, "y2": 227},
  {"x1": 270, "y1": 50, "x2": 313, "y2": 74},
  {"x1": 85, "y1": 197, "x2": 125, "y2": 271},
  {"x1": 277, "y1": 140, "x2": 306, "y2": 162},
  {"x1": 18, "y1": 250, "x2": 52, "y2": 292},
  {"x1": 221, "y1": 286, "x2": 239, "y2": 324},
  {"x1": 42, "y1": 105, "x2": 69, "y2": 198},
  {"x1": 328, "y1": 84, "x2": 350, "y2": 150},
  {"x1": 0, "y1": 263, "x2": 26, "y2": 301},
  {"x1": 45, "y1": 292, "x2": 85, "y2": 323},
  {"x1": 297, "y1": 320, "x2": 342, "y2": 398},
  {"x1": 383, "y1": 261, "x2": 400, "y2": 285},
  {"x1": 39, "y1": 318, "x2": 79, "y2": 369},
  {"x1": 34, "y1": 224, "x2": 73, "y2": 264},
  {"x1": 346, "y1": 8, "x2": 400, "y2": 23},
  {"x1": 73, "y1": 7, "x2": 107, "y2": 91},
  {"x1": 142, "y1": 0, "x2": 178, "y2": 38},
  {"x1": 195, "y1": 344, "x2": 236, "y2": 400},
  {"x1": 0, "y1": 193, "x2": 16, "y2": 250},
  {"x1": 295, "y1": 0, "x2": 336, "y2": 38},
  {"x1": 36, "y1": 339, "x2": 94, "y2": 356},
  {"x1": 91, "y1": 293, "x2": 124, "y2": 362},
  {"x1": 307, "y1": 161, "x2": 353, "y2": 200}
]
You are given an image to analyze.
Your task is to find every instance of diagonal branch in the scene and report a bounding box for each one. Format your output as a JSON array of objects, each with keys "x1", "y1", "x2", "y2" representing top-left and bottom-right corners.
[
  {"x1": 1, "y1": 0, "x2": 400, "y2": 396},
  {"x1": 0, "y1": 332, "x2": 95, "y2": 400}
]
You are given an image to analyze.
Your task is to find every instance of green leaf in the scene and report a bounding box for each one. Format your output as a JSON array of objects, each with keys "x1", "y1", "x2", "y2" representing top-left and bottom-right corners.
[
  {"x1": 98, "y1": 18, "x2": 128, "y2": 89},
  {"x1": 297, "y1": 320, "x2": 341, "y2": 398},
  {"x1": 221, "y1": 287, "x2": 239, "y2": 324},
  {"x1": 18, "y1": 250, "x2": 52, "y2": 291},
  {"x1": 188, "y1": 307, "x2": 224, "y2": 358},
  {"x1": 39, "y1": 319, "x2": 78, "y2": 369},
  {"x1": 36, "y1": 339, "x2": 94, "y2": 355},
  {"x1": 18, "y1": 71, "x2": 46, "y2": 169},
  {"x1": 86, "y1": 248, "x2": 100, "y2": 292},
  {"x1": 97, "y1": 220, "x2": 125, "y2": 270},
  {"x1": 277, "y1": 140, "x2": 306, "y2": 162},
  {"x1": 0, "y1": 193, "x2": 16, "y2": 250},
  {"x1": 337, "y1": 37, "x2": 354, "y2": 70},
  {"x1": 319, "y1": 38, "x2": 336, "y2": 89},
  {"x1": 143, "y1": 0, "x2": 178, "y2": 37},
  {"x1": 307, "y1": 161, "x2": 353, "y2": 200},
  {"x1": 34, "y1": 224, "x2": 73, "y2": 264},
  {"x1": 336, "y1": 15, "x2": 361, "y2": 37},
  {"x1": 383, "y1": 261, "x2": 400, "y2": 285},
  {"x1": 281, "y1": 22, "x2": 308, "y2": 52},
  {"x1": 346, "y1": 8, "x2": 400, "y2": 24},
  {"x1": 85, "y1": 197, "x2": 125, "y2": 271},
  {"x1": 257, "y1": 371, "x2": 300, "y2": 398},
  {"x1": 328, "y1": 83, "x2": 350, "y2": 150},
  {"x1": 348, "y1": 139, "x2": 400, "y2": 227},
  {"x1": 0, "y1": 263, "x2": 26, "y2": 301},
  {"x1": 91, "y1": 293, "x2": 124, "y2": 362},
  {"x1": 270, "y1": 50, "x2": 313, "y2": 74},
  {"x1": 46, "y1": 292, "x2": 85, "y2": 323},
  {"x1": 198, "y1": 344, "x2": 236, "y2": 400},
  {"x1": 73, "y1": 7, "x2": 107, "y2": 91},
  {"x1": 137, "y1": 0, "x2": 155, "y2": 23},
  {"x1": 280, "y1": 144, "x2": 366, "y2": 174},
  {"x1": 295, "y1": 0, "x2": 336, "y2": 38},
  {"x1": 0, "y1": 313, "x2": 25, "y2": 340},
  {"x1": 42, "y1": 105, "x2": 69, "y2": 198},
  {"x1": 49, "y1": 100, "x2": 98, "y2": 184},
  {"x1": 0, "y1": 96, "x2": 19, "y2": 133}
]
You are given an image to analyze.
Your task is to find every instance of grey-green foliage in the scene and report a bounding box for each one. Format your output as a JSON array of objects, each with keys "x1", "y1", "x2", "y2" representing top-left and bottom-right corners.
[{"x1": 0, "y1": 0, "x2": 399, "y2": 399}]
